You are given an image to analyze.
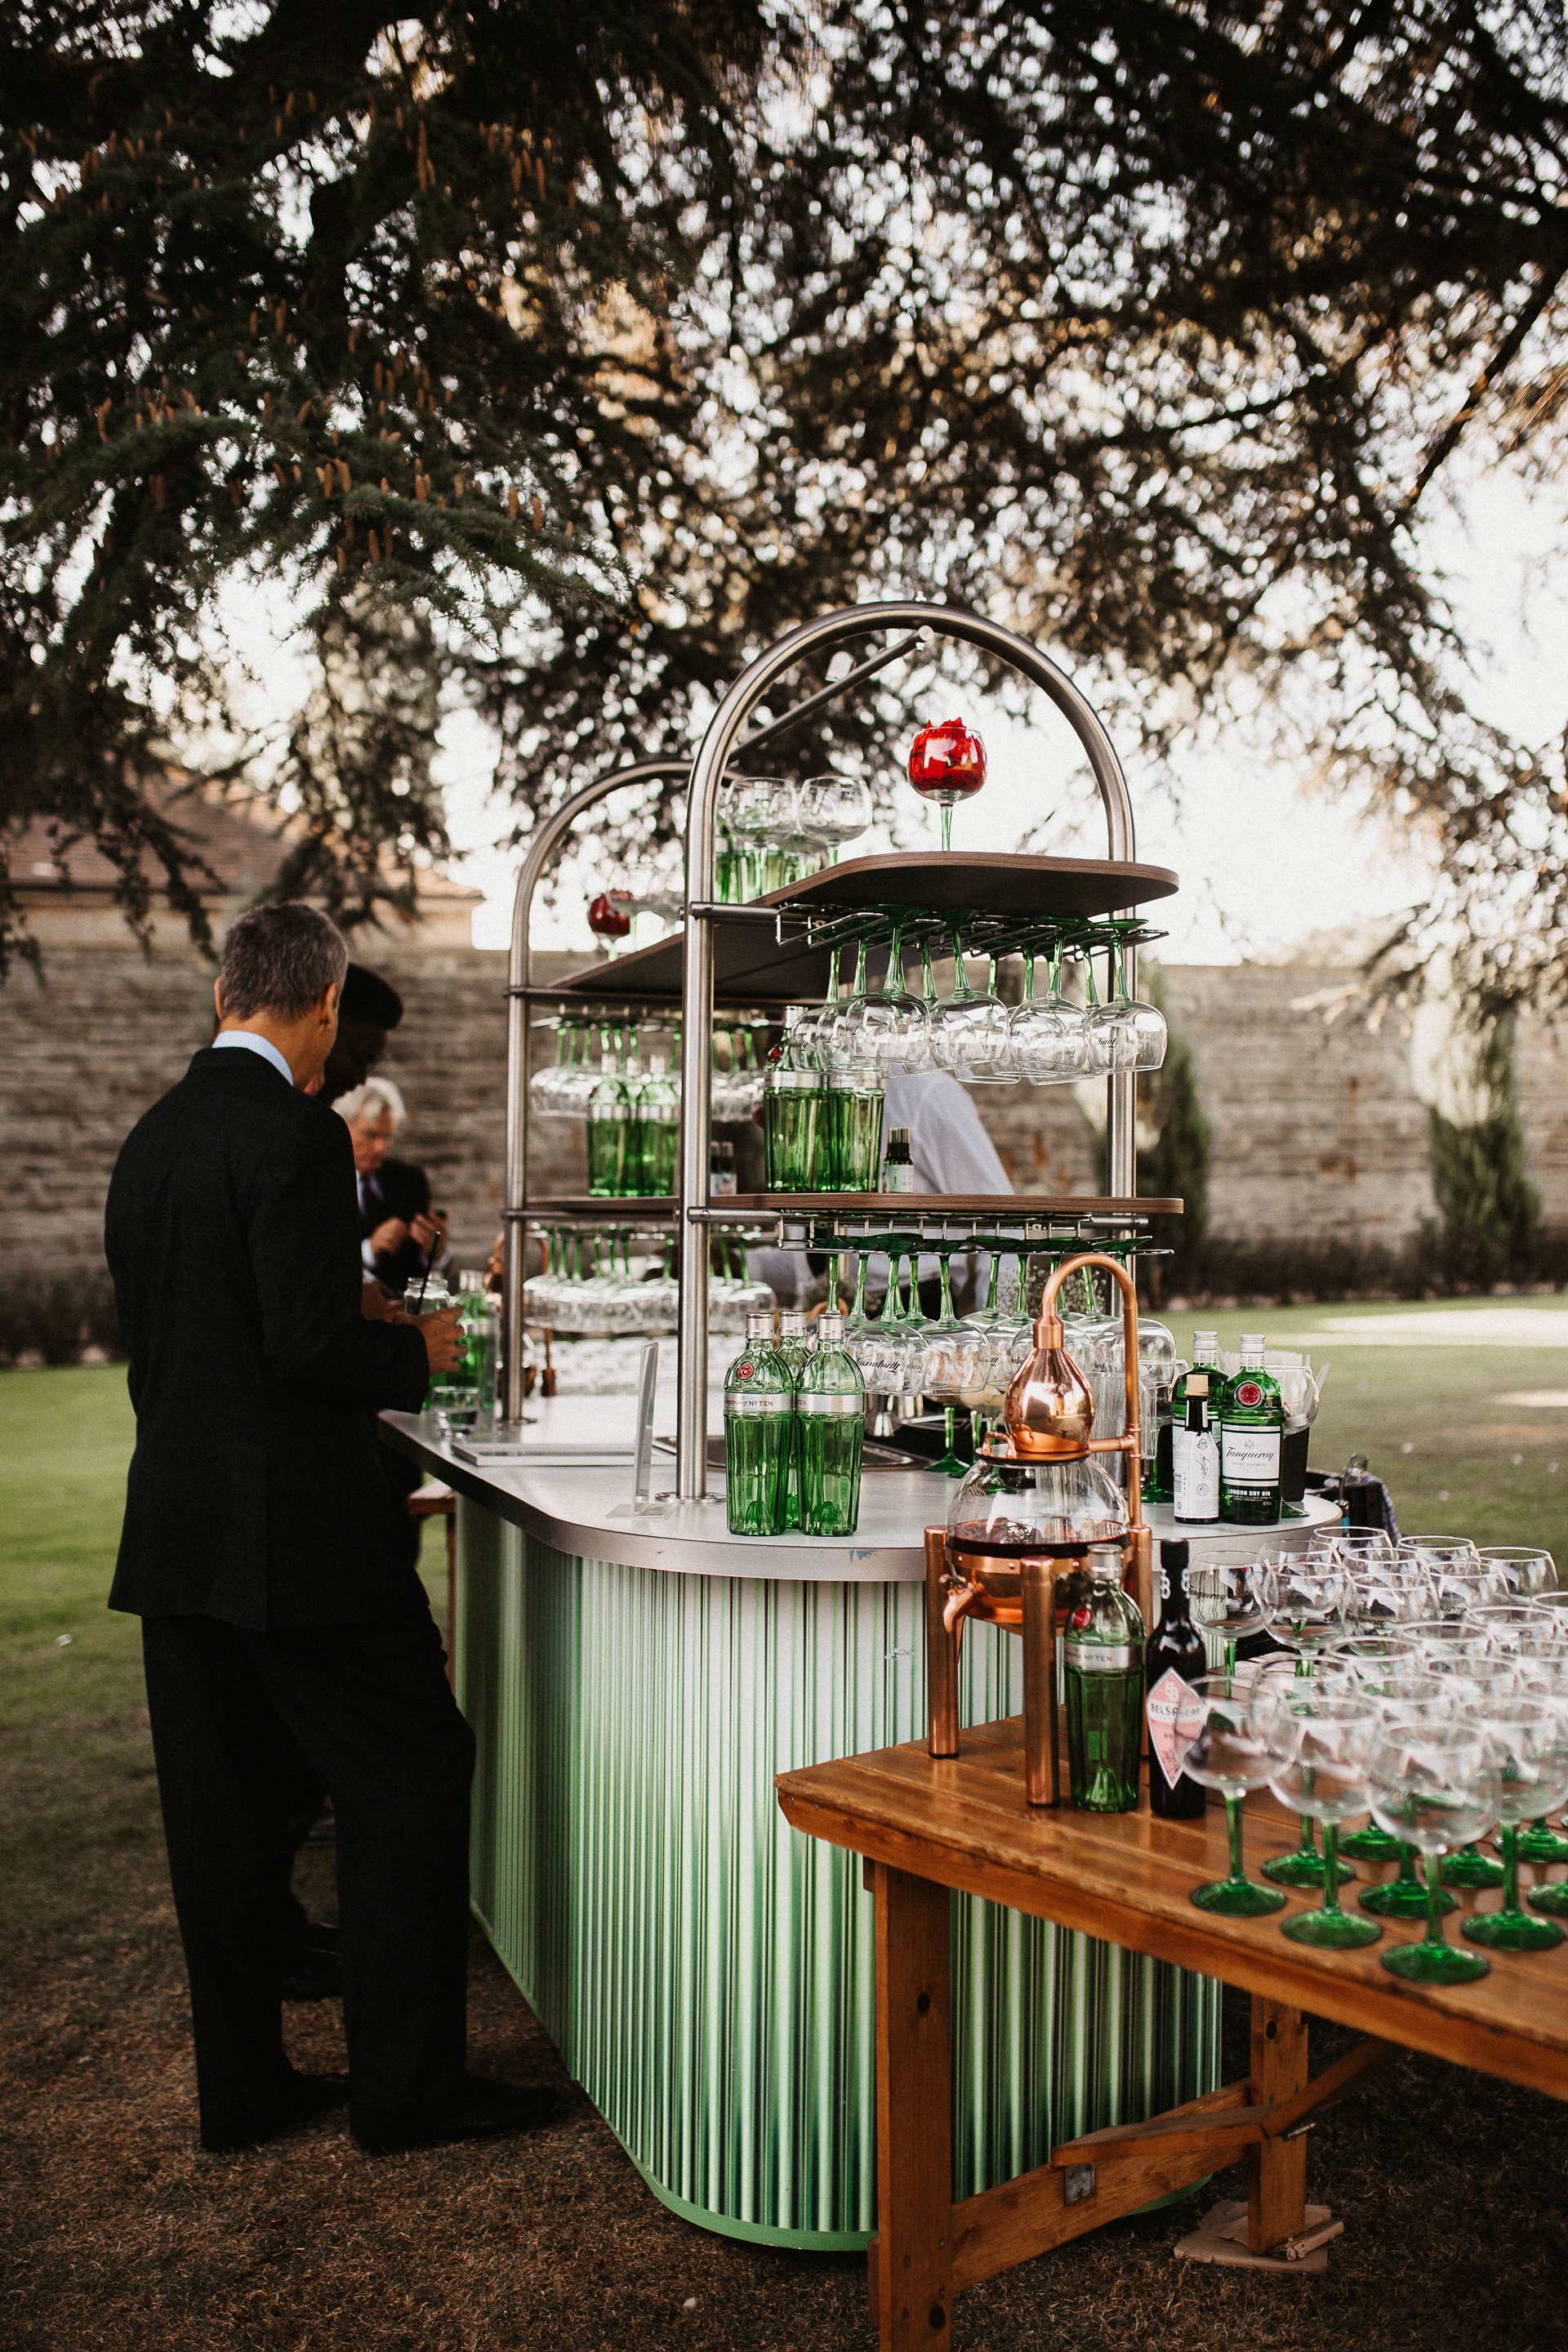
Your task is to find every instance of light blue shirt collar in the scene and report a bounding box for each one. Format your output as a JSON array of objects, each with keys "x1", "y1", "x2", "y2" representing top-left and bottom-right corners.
[{"x1": 213, "y1": 1031, "x2": 295, "y2": 1087}]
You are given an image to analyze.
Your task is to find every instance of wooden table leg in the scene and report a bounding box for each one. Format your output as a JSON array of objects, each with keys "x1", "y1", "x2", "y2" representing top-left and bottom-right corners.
[
  {"x1": 872, "y1": 1862, "x2": 954, "y2": 2351},
  {"x1": 1248, "y1": 1996, "x2": 1308, "y2": 2252}
]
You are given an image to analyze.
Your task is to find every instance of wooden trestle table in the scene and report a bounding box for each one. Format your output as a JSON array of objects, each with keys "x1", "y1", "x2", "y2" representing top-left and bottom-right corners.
[{"x1": 777, "y1": 1715, "x2": 1568, "y2": 2351}]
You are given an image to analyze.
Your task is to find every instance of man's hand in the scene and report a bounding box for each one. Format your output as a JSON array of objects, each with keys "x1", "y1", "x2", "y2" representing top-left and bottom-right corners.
[
  {"x1": 361, "y1": 1280, "x2": 393, "y2": 1321},
  {"x1": 369, "y1": 1215, "x2": 409, "y2": 1258},
  {"x1": 418, "y1": 1305, "x2": 466, "y2": 1377}
]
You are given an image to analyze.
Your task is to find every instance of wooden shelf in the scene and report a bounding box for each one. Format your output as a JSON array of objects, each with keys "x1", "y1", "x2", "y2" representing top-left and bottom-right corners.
[{"x1": 559, "y1": 849, "x2": 1178, "y2": 1005}]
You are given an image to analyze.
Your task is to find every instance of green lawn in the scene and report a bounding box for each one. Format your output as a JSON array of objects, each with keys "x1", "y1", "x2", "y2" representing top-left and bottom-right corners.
[{"x1": 2, "y1": 1313, "x2": 1564, "y2": 1979}]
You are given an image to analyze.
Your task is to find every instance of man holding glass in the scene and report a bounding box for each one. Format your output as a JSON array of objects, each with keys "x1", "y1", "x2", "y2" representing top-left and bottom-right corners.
[{"x1": 105, "y1": 902, "x2": 556, "y2": 2156}]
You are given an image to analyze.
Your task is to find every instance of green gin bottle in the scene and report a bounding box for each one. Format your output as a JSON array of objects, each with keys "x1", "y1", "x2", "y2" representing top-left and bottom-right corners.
[
  {"x1": 822, "y1": 1063, "x2": 884, "y2": 1192},
  {"x1": 795, "y1": 1312, "x2": 865, "y2": 1536},
  {"x1": 635, "y1": 1050, "x2": 679, "y2": 1196},
  {"x1": 1217, "y1": 1333, "x2": 1285, "y2": 1525},
  {"x1": 774, "y1": 1308, "x2": 815, "y2": 1530},
  {"x1": 586, "y1": 1031, "x2": 630, "y2": 1196},
  {"x1": 724, "y1": 1312, "x2": 794, "y2": 1537},
  {"x1": 1063, "y1": 1544, "x2": 1145, "y2": 1812},
  {"x1": 763, "y1": 1043, "x2": 822, "y2": 1190}
]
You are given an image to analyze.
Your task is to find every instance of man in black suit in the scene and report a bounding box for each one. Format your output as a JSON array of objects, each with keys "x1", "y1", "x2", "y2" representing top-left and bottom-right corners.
[
  {"x1": 336, "y1": 1076, "x2": 449, "y2": 1298},
  {"x1": 105, "y1": 902, "x2": 556, "y2": 2156}
]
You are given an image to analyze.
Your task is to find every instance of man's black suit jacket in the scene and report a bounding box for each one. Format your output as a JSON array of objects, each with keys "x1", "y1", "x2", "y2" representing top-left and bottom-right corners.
[
  {"x1": 105, "y1": 1046, "x2": 431, "y2": 1628},
  {"x1": 359, "y1": 1155, "x2": 437, "y2": 1296}
]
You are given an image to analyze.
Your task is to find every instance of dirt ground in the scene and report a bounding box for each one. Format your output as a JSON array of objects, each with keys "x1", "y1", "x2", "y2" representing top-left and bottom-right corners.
[{"x1": 3, "y1": 1834, "x2": 1566, "y2": 2352}]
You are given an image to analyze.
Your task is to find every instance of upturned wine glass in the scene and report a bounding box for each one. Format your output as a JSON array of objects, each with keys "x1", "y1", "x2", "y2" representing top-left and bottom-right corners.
[
  {"x1": 1259, "y1": 1688, "x2": 1383, "y2": 1948},
  {"x1": 1007, "y1": 941, "x2": 1091, "y2": 1084},
  {"x1": 928, "y1": 924, "x2": 1013, "y2": 1082},
  {"x1": 1180, "y1": 1673, "x2": 1287, "y2": 1917},
  {"x1": 838, "y1": 918, "x2": 930, "y2": 1074},
  {"x1": 1368, "y1": 1722, "x2": 1501, "y2": 1983},
  {"x1": 1086, "y1": 923, "x2": 1167, "y2": 1075},
  {"x1": 1459, "y1": 1695, "x2": 1568, "y2": 1951}
]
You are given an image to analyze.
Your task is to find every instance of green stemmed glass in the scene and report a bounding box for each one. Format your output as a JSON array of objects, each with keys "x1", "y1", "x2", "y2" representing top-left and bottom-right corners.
[
  {"x1": 1251, "y1": 1568, "x2": 1356, "y2": 1889},
  {"x1": 1179, "y1": 1674, "x2": 1286, "y2": 1917},
  {"x1": 1186, "y1": 1559, "x2": 1267, "y2": 1680},
  {"x1": 1258, "y1": 1688, "x2": 1382, "y2": 1949},
  {"x1": 1462, "y1": 1697, "x2": 1568, "y2": 1951},
  {"x1": 1325, "y1": 1636, "x2": 1423, "y2": 1861},
  {"x1": 1356, "y1": 1676, "x2": 1465, "y2": 1919},
  {"x1": 920, "y1": 1252, "x2": 983, "y2": 1477},
  {"x1": 1368, "y1": 1722, "x2": 1500, "y2": 1984}
]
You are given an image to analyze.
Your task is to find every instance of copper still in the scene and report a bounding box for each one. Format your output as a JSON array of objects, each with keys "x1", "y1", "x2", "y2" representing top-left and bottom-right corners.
[{"x1": 925, "y1": 1251, "x2": 1153, "y2": 1806}]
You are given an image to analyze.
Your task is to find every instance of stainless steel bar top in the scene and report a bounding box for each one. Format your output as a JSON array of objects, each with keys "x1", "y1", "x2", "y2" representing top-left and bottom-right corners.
[{"x1": 378, "y1": 1401, "x2": 1340, "y2": 1586}]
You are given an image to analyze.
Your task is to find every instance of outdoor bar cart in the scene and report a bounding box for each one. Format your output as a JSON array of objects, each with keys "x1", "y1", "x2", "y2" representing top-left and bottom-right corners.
[{"x1": 381, "y1": 600, "x2": 1338, "y2": 2248}]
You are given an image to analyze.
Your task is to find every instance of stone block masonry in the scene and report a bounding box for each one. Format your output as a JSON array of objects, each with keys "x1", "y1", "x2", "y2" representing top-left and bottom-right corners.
[{"x1": 7, "y1": 939, "x2": 1568, "y2": 1283}]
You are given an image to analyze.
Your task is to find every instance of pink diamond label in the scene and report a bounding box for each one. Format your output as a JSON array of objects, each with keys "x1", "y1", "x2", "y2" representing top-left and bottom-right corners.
[{"x1": 1147, "y1": 1668, "x2": 1204, "y2": 1791}]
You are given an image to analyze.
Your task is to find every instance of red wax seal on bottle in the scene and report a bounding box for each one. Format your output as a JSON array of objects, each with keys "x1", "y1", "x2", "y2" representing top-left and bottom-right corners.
[
  {"x1": 907, "y1": 717, "x2": 987, "y2": 804},
  {"x1": 587, "y1": 889, "x2": 633, "y2": 940}
]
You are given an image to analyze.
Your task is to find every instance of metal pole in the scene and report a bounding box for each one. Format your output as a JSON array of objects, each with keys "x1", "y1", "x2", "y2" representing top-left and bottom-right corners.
[
  {"x1": 674, "y1": 601, "x2": 1140, "y2": 1498},
  {"x1": 503, "y1": 756, "x2": 691, "y2": 1420}
]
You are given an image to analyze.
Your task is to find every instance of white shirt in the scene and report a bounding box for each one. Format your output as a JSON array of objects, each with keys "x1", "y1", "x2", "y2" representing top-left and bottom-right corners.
[{"x1": 212, "y1": 1030, "x2": 293, "y2": 1086}]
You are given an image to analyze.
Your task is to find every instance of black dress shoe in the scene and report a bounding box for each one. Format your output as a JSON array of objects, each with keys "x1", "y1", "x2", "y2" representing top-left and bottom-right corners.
[
  {"x1": 354, "y1": 2072, "x2": 563, "y2": 2155},
  {"x1": 202, "y1": 2071, "x2": 350, "y2": 2154}
]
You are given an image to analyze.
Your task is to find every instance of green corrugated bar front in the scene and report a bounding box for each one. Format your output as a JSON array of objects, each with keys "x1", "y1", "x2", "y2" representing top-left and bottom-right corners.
[{"x1": 456, "y1": 1501, "x2": 1220, "y2": 2250}]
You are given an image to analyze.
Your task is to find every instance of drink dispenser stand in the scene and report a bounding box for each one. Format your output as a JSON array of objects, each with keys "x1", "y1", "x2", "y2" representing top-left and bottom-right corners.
[{"x1": 929, "y1": 1251, "x2": 1153, "y2": 1806}]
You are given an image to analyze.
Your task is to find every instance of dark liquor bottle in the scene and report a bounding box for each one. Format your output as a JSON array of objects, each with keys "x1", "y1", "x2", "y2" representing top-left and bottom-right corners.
[
  {"x1": 1064, "y1": 1545, "x2": 1144, "y2": 1813},
  {"x1": 1218, "y1": 1334, "x2": 1285, "y2": 1525},
  {"x1": 1145, "y1": 1540, "x2": 1208, "y2": 1820}
]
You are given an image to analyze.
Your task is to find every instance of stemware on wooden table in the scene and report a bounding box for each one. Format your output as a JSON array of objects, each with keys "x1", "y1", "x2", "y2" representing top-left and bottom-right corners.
[
  {"x1": 1178, "y1": 1673, "x2": 1286, "y2": 1918},
  {"x1": 1367, "y1": 1720, "x2": 1502, "y2": 1984},
  {"x1": 1256, "y1": 1685, "x2": 1383, "y2": 1949}
]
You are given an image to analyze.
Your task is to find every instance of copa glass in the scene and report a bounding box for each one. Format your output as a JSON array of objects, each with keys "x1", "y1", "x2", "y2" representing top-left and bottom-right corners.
[
  {"x1": 1186, "y1": 1560, "x2": 1268, "y2": 1677},
  {"x1": 1248, "y1": 1653, "x2": 1356, "y2": 1888},
  {"x1": 1355, "y1": 1676, "x2": 1468, "y2": 1919},
  {"x1": 1459, "y1": 1697, "x2": 1568, "y2": 1951},
  {"x1": 1180, "y1": 1673, "x2": 1287, "y2": 1917},
  {"x1": 1477, "y1": 1546, "x2": 1558, "y2": 1597},
  {"x1": 835, "y1": 919, "x2": 931, "y2": 1074},
  {"x1": 1085, "y1": 924, "x2": 1166, "y2": 1075},
  {"x1": 1006, "y1": 942, "x2": 1089, "y2": 1083},
  {"x1": 1259, "y1": 1689, "x2": 1382, "y2": 1948},
  {"x1": 795, "y1": 773, "x2": 871, "y2": 861},
  {"x1": 928, "y1": 927, "x2": 1014, "y2": 1083},
  {"x1": 919, "y1": 1252, "x2": 988, "y2": 1476},
  {"x1": 1368, "y1": 1723, "x2": 1501, "y2": 1983}
]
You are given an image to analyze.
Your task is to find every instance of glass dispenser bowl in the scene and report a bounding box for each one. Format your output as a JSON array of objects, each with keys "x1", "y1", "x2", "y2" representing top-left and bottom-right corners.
[{"x1": 945, "y1": 1448, "x2": 1129, "y2": 1612}]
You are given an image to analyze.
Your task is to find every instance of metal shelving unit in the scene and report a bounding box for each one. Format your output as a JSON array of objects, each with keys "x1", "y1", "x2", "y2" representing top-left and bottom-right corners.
[{"x1": 501, "y1": 599, "x2": 1181, "y2": 1496}]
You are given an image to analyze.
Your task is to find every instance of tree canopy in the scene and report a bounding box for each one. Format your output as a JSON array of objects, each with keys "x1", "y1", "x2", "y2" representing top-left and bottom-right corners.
[{"x1": 7, "y1": 2, "x2": 1568, "y2": 1003}]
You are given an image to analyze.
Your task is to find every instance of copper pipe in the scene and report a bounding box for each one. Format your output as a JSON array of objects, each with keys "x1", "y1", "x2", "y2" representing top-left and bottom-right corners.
[
  {"x1": 1021, "y1": 1557, "x2": 1063, "y2": 1807},
  {"x1": 925, "y1": 1526, "x2": 961, "y2": 1759}
]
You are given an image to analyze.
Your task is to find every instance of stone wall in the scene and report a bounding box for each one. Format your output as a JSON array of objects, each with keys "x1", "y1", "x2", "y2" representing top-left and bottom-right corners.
[{"x1": 7, "y1": 934, "x2": 1568, "y2": 1284}]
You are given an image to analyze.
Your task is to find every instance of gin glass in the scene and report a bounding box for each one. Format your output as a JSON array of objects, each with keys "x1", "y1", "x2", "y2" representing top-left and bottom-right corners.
[
  {"x1": 1368, "y1": 1722, "x2": 1501, "y2": 1983},
  {"x1": 1246, "y1": 1579, "x2": 1356, "y2": 1892},
  {"x1": 1008, "y1": 941, "x2": 1091, "y2": 1083},
  {"x1": 1459, "y1": 1695, "x2": 1568, "y2": 1952},
  {"x1": 1085, "y1": 924, "x2": 1166, "y2": 1075},
  {"x1": 795, "y1": 773, "x2": 871, "y2": 862},
  {"x1": 1477, "y1": 1546, "x2": 1558, "y2": 1597},
  {"x1": 1356, "y1": 1676, "x2": 1468, "y2": 1919},
  {"x1": 906, "y1": 716, "x2": 986, "y2": 853},
  {"x1": 919, "y1": 1251, "x2": 987, "y2": 1476},
  {"x1": 1187, "y1": 1560, "x2": 1267, "y2": 1677},
  {"x1": 835, "y1": 919, "x2": 931, "y2": 1074},
  {"x1": 928, "y1": 924, "x2": 1013, "y2": 1082},
  {"x1": 1259, "y1": 1688, "x2": 1383, "y2": 1948},
  {"x1": 1180, "y1": 1673, "x2": 1287, "y2": 1917}
]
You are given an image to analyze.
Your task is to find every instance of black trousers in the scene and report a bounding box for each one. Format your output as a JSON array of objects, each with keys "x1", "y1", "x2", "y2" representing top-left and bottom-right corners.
[{"x1": 140, "y1": 1597, "x2": 476, "y2": 2147}]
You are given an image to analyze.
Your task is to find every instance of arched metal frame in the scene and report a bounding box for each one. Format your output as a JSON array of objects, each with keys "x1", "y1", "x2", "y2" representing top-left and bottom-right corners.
[
  {"x1": 675, "y1": 602, "x2": 1140, "y2": 1499},
  {"x1": 503, "y1": 755, "x2": 692, "y2": 1419}
]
